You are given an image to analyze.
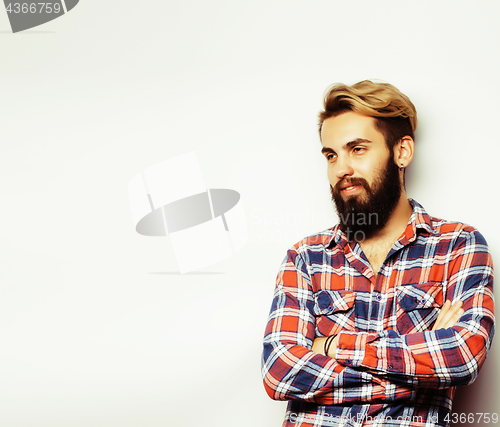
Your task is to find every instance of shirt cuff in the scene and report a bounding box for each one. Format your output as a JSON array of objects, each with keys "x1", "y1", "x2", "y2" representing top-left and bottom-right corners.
[
  {"x1": 335, "y1": 331, "x2": 375, "y2": 368},
  {"x1": 337, "y1": 330, "x2": 415, "y2": 376}
]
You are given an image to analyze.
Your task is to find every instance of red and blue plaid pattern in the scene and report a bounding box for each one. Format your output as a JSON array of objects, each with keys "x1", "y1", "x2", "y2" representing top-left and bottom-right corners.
[{"x1": 262, "y1": 200, "x2": 495, "y2": 426}]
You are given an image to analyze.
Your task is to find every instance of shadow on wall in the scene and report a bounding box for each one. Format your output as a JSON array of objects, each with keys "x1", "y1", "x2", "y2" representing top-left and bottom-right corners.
[{"x1": 451, "y1": 341, "x2": 499, "y2": 427}]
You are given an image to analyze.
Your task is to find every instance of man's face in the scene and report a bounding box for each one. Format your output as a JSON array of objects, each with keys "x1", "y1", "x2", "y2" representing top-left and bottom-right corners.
[{"x1": 320, "y1": 112, "x2": 402, "y2": 241}]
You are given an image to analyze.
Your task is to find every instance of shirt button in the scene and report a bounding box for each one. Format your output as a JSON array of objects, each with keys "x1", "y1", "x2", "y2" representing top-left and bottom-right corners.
[
  {"x1": 327, "y1": 306, "x2": 334, "y2": 313},
  {"x1": 388, "y1": 365, "x2": 393, "y2": 370},
  {"x1": 346, "y1": 359, "x2": 352, "y2": 365},
  {"x1": 376, "y1": 294, "x2": 382, "y2": 301}
]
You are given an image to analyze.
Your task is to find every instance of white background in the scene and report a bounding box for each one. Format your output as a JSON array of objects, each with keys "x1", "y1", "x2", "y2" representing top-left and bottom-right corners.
[{"x1": 0, "y1": 1, "x2": 499, "y2": 426}]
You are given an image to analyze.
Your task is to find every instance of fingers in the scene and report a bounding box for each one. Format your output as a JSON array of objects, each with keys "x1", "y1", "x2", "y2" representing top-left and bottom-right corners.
[
  {"x1": 432, "y1": 300, "x2": 464, "y2": 331},
  {"x1": 443, "y1": 302, "x2": 464, "y2": 329},
  {"x1": 433, "y1": 300, "x2": 451, "y2": 330},
  {"x1": 440, "y1": 300, "x2": 463, "y2": 329}
]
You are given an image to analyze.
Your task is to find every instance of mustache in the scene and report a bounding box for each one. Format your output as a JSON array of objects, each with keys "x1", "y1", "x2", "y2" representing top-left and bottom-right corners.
[{"x1": 332, "y1": 177, "x2": 370, "y2": 194}]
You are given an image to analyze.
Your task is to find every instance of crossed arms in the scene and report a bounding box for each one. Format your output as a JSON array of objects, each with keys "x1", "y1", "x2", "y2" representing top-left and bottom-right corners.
[
  {"x1": 311, "y1": 299, "x2": 465, "y2": 357},
  {"x1": 261, "y1": 229, "x2": 495, "y2": 405}
]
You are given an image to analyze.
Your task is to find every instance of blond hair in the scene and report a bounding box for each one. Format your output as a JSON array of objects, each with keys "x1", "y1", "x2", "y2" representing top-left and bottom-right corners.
[{"x1": 318, "y1": 80, "x2": 418, "y2": 147}]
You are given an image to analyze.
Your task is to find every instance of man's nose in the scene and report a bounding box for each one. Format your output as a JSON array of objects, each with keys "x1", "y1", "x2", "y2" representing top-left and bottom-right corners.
[{"x1": 335, "y1": 155, "x2": 354, "y2": 179}]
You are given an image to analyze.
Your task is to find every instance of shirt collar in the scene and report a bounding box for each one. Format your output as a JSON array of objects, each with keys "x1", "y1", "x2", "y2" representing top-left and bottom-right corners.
[
  {"x1": 325, "y1": 198, "x2": 439, "y2": 250},
  {"x1": 407, "y1": 198, "x2": 440, "y2": 237}
]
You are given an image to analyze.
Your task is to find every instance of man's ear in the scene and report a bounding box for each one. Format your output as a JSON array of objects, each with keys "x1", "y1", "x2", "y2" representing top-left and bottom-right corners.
[{"x1": 394, "y1": 136, "x2": 414, "y2": 168}]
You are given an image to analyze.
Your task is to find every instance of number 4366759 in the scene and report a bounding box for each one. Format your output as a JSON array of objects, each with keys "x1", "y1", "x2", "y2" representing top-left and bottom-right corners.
[
  {"x1": 6, "y1": 3, "x2": 62, "y2": 14},
  {"x1": 444, "y1": 413, "x2": 498, "y2": 424}
]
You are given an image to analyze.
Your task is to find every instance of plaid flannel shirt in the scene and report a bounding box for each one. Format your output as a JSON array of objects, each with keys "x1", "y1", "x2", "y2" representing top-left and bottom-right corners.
[{"x1": 262, "y1": 199, "x2": 495, "y2": 426}]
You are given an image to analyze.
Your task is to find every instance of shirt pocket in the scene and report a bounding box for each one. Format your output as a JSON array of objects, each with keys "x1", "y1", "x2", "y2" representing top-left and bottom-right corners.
[
  {"x1": 396, "y1": 282, "x2": 444, "y2": 334},
  {"x1": 313, "y1": 289, "x2": 356, "y2": 337}
]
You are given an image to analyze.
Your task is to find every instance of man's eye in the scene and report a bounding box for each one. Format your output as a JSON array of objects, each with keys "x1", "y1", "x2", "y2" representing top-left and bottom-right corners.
[
  {"x1": 353, "y1": 147, "x2": 365, "y2": 153},
  {"x1": 326, "y1": 154, "x2": 336, "y2": 161}
]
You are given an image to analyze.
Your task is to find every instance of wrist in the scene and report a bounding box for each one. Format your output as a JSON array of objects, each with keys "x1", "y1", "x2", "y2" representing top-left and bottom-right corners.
[
  {"x1": 326, "y1": 335, "x2": 339, "y2": 358},
  {"x1": 324, "y1": 335, "x2": 336, "y2": 357}
]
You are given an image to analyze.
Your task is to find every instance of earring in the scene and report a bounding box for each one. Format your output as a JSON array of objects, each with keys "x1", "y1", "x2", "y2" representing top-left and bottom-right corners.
[{"x1": 400, "y1": 164, "x2": 404, "y2": 170}]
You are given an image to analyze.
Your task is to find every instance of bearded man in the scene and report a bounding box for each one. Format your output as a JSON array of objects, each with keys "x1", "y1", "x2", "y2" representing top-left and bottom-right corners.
[{"x1": 261, "y1": 80, "x2": 495, "y2": 426}]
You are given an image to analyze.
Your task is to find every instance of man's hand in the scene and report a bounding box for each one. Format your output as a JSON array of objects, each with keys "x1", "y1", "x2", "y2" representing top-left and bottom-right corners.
[{"x1": 432, "y1": 300, "x2": 464, "y2": 331}]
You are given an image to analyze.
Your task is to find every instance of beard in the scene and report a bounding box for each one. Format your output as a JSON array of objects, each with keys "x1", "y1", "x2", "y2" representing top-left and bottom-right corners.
[{"x1": 331, "y1": 154, "x2": 402, "y2": 242}]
